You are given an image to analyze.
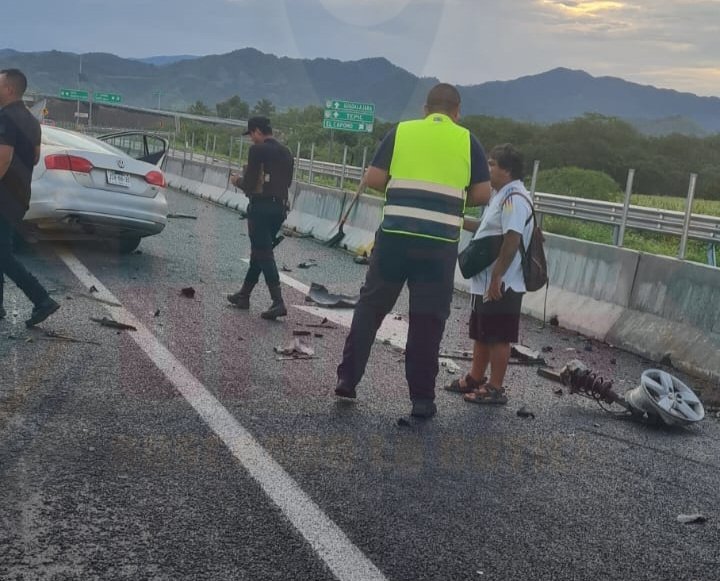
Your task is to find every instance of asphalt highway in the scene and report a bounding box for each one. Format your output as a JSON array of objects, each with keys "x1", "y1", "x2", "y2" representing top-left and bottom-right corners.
[{"x1": 1, "y1": 188, "x2": 718, "y2": 581}]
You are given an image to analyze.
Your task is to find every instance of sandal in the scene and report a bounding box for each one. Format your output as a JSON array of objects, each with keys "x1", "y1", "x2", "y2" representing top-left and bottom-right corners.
[
  {"x1": 444, "y1": 374, "x2": 487, "y2": 394},
  {"x1": 463, "y1": 384, "x2": 508, "y2": 405}
]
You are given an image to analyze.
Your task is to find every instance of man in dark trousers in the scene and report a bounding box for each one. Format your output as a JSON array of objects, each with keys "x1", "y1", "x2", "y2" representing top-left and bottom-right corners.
[
  {"x1": 335, "y1": 83, "x2": 492, "y2": 418},
  {"x1": 227, "y1": 116, "x2": 294, "y2": 319},
  {"x1": 0, "y1": 68, "x2": 60, "y2": 327}
]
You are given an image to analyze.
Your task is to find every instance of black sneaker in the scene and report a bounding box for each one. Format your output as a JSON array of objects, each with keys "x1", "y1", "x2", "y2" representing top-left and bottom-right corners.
[
  {"x1": 0, "y1": 306, "x2": 6, "y2": 320},
  {"x1": 410, "y1": 400, "x2": 437, "y2": 419},
  {"x1": 335, "y1": 382, "x2": 357, "y2": 399},
  {"x1": 25, "y1": 298, "x2": 60, "y2": 327}
]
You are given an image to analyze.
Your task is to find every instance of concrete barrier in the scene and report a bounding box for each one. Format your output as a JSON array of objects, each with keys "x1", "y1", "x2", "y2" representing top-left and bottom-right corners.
[{"x1": 162, "y1": 154, "x2": 720, "y2": 381}]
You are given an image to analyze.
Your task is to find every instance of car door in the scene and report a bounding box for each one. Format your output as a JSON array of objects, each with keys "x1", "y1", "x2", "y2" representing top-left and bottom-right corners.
[{"x1": 98, "y1": 132, "x2": 168, "y2": 166}]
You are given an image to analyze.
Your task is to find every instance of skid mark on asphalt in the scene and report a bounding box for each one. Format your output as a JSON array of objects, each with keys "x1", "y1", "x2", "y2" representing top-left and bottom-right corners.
[{"x1": 56, "y1": 248, "x2": 389, "y2": 581}]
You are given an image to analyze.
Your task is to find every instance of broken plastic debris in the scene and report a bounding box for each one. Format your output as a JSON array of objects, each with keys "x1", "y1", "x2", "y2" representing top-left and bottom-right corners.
[
  {"x1": 511, "y1": 345, "x2": 546, "y2": 365},
  {"x1": 677, "y1": 513, "x2": 707, "y2": 524},
  {"x1": 298, "y1": 259, "x2": 318, "y2": 269},
  {"x1": 307, "y1": 282, "x2": 359, "y2": 308},
  {"x1": 516, "y1": 406, "x2": 536, "y2": 419},
  {"x1": 90, "y1": 317, "x2": 137, "y2": 331},
  {"x1": 274, "y1": 336, "x2": 315, "y2": 358},
  {"x1": 180, "y1": 287, "x2": 196, "y2": 298}
]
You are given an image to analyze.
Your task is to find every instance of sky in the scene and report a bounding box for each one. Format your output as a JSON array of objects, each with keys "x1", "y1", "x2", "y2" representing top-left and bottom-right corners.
[{"x1": 2, "y1": 0, "x2": 719, "y2": 97}]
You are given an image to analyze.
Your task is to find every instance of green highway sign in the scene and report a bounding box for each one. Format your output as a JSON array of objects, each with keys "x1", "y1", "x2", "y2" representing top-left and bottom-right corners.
[
  {"x1": 323, "y1": 98, "x2": 375, "y2": 133},
  {"x1": 94, "y1": 92, "x2": 122, "y2": 104},
  {"x1": 324, "y1": 109, "x2": 374, "y2": 124},
  {"x1": 59, "y1": 88, "x2": 89, "y2": 101},
  {"x1": 325, "y1": 99, "x2": 375, "y2": 114},
  {"x1": 323, "y1": 118, "x2": 373, "y2": 133}
]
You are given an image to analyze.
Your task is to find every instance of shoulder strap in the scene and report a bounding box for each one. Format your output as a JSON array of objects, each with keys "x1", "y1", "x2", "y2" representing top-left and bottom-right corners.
[{"x1": 503, "y1": 190, "x2": 537, "y2": 256}]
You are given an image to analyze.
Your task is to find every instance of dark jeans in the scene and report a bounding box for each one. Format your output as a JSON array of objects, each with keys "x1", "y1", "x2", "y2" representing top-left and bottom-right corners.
[
  {"x1": 0, "y1": 215, "x2": 48, "y2": 307},
  {"x1": 243, "y1": 200, "x2": 286, "y2": 288},
  {"x1": 337, "y1": 231, "x2": 458, "y2": 401}
]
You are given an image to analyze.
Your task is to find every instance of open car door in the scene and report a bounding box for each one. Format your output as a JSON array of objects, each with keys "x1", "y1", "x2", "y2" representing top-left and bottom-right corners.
[{"x1": 98, "y1": 132, "x2": 168, "y2": 166}]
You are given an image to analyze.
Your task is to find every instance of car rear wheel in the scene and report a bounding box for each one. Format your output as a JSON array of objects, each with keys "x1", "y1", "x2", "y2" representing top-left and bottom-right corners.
[{"x1": 115, "y1": 237, "x2": 142, "y2": 254}]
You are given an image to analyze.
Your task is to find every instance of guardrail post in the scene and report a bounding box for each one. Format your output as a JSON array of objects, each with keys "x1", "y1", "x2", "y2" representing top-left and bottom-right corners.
[
  {"x1": 227, "y1": 138, "x2": 234, "y2": 184},
  {"x1": 529, "y1": 160, "x2": 542, "y2": 227},
  {"x1": 616, "y1": 168, "x2": 636, "y2": 247},
  {"x1": 361, "y1": 146, "x2": 368, "y2": 180},
  {"x1": 707, "y1": 244, "x2": 717, "y2": 267},
  {"x1": 309, "y1": 143, "x2": 316, "y2": 184},
  {"x1": 678, "y1": 173, "x2": 698, "y2": 260},
  {"x1": 340, "y1": 146, "x2": 348, "y2": 191},
  {"x1": 190, "y1": 132, "x2": 195, "y2": 161},
  {"x1": 182, "y1": 133, "x2": 187, "y2": 166},
  {"x1": 211, "y1": 134, "x2": 217, "y2": 159},
  {"x1": 295, "y1": 141, "x2": 301, "y2": 181},
  {"x1": 204, "y1": 134, "x2": 210, "y2": 163},
  {"x1": 238, "y1": 137, "x2": 244, "y2": 167}
]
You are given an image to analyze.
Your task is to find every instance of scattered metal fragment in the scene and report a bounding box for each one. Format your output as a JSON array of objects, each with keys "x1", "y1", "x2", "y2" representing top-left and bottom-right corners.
[
  {"x1": 90, "y1": 317, "x2": 137, "y2": 331},
  {"x1": 304, "y1": 317, "x2": 337, "y2": 330},
  {"x1": 307, "y1": 282, "x2": 359, "y2": 308},
  {"x1": 293, "y1": 330, "x2": 312, "y2": 337},
  {"x1": 677, "y1": 514, "x2": 707, "y2": 525},
  {"x1": 298, "y1": 259, "x2": 318, "y2": 269},
  {"x1": 439, "y1": 358, "x2": 461, "y2": 375},
  {"x1": 517, "y1": 406, "x2": 536, "y2": 419},
  {"x1": 42, "y1": 331, "x2": 101, "y2": 346},
  {"x1": 281, "y1": 265, "x2": 293, "y2": 272},
  {"x1": 167, "y1": 213, "x2": 198, "y2": 219},
  {"x1": 553, "y1": 388, "x2": 564, "y2": 396},
  {"x1": 180, "y1": 287, "x2": 196, "y2": 298},
  {"x1": 276, "y1": 355, "x2": 318, "y2": 361},
  {"x1": 78, "y1": 293, "x2": 122, "y2": 307},
  {"x1": 438, "y1": 349, "x2": 473, "y2": 361},
  {"x1": 89, "y1": 285, "x2": 98, "y2": 293},
  {"x1": 154, "y1": 309, "x2": 161, "y2": 317}
]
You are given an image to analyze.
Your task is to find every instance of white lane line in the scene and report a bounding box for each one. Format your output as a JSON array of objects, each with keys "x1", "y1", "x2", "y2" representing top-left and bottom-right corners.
[{"x1": 56, "y1": 249, "x2": 389, "y2": 581}]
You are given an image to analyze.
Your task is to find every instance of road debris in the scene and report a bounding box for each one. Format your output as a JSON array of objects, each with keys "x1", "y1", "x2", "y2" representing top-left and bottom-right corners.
[
  {"x1": 511, "y1": 345, "x2": 546, "y2": 365},
  {"x1": 274, "y1": 336, "x2": 315, "y2": 359},
  {"x1": 154, "y1": 309, "x2": 161, "y2": 317},
  {"x1": 180, "y1": 287, "x2": 196, "y2": 298},
  {"x1": 42, "y1": 331, "x2": 101, "y2": 346},
  {"x1": 517, "y1": 406, "x2": 536, "y2": 419},
  {"x1": 397, "y1": 417, "x2": 412, "y2": 428},
  {"x1": 89, "y1": 285, "x2": 98, "y2": 293},
  {"x1": 78, "y1": 293, "x2": 122, "y2": 307},
  {"x1": 549, "y1": 315, "x2": 559, "y2": 326},
  {"x1": 303, "y1": 317, "x2": 337, "y2": 330},
  {"x1": 307, "y1": 282, "x2": 358, "y2": 308},
  {"x1": 542, "y1": 346, "x2": 553, "y2": 353},
  {"x1": 90, "y1": 317, "x2": 137, "y2": 331},
  {"x1": 281, "y1": 265, "x2": 293, "y2": 272},
  {"x1": 439, "y1": 358, "x2": 461, "y2": 375},
  {"x1": 553, "y1": 388, "x2": 564, "y2": 396},
  {"x1": 677, "y1": 513, "x2": 707, "y2": 525},
  {"x1": 298, "y1": 259, "x2": 318, "y2": 269},
  {"x1": 167, "y1": 213, "x2": 198, "y2": 219},
  {"x1": 354, "y1": 255, "x2": 370, "y2": 265}
]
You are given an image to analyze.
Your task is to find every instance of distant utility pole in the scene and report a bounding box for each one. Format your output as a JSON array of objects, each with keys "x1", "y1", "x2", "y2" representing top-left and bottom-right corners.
[{"x1": 153, "y1": 90, "x2": 164, "y2": 110}]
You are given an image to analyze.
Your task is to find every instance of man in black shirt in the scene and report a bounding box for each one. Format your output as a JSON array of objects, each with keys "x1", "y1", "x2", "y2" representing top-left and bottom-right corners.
[
  {"x1": 0, "y1": 68, "x2": 60, "y2": 326},
  {"x1": 227, "y1": 116, "x2": 294, "y2": 319}
]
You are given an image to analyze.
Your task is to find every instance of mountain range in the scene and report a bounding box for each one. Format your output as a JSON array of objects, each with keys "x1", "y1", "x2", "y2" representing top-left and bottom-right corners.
[{"x1": 2, "y1": 47, "x2": 719, "y2": 134}]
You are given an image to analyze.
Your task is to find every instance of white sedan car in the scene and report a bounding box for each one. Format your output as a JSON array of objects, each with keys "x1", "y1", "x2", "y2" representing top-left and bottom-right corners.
[{"x1": 22, "y1": 127, "x2": 169, "y2": 253}]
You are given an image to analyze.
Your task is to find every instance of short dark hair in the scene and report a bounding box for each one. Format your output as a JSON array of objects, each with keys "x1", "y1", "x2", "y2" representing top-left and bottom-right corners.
[
  {"x1": 243, "y1": 116, "x2": 272, "y2": 136},
  {"x1": 0, "y1": 68, "x2": 28, "y2": 96},
  {"x1": 425, "y1": 83, "x2": 461, "y2": 114},
  {"x1": 490, "y1": 144, "x2": 524, "y2": 181}
]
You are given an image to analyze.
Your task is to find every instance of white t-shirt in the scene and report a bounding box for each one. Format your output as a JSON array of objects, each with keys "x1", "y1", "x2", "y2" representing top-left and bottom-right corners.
[{"x1": 469, "y1": 180, "x2": 534, "y2": 295}]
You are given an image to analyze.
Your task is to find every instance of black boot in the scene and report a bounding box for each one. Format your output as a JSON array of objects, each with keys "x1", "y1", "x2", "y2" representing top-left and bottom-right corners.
[
  {"x1": 227, "y1": 282, "x2": 255, "y2": 309},
  {"x1": 261, "y1": 285, "x2": 287, "y2": 319}
]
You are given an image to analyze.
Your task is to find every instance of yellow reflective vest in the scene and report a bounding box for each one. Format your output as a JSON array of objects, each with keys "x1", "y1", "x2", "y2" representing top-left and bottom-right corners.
[{"x1": 381, "y1": 113, "x2": 471, "y2": 242}]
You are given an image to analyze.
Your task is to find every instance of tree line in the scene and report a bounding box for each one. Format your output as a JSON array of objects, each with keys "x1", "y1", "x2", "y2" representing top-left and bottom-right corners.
[{"x1": 185, "y1": 97, "x2": 720, "y2": 200}]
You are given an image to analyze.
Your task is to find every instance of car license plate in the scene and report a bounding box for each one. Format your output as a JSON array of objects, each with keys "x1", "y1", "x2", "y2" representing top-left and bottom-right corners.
[{"x1": 106, "y1": 170, "x2": 131, "y2": 187}]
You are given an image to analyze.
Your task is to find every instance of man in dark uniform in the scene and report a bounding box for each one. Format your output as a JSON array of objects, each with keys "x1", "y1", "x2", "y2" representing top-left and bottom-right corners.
[
  {"x1": 0, "y1": 68, "x2": 60, "y2": 327},
  {"x1": 335, "y1": 83, "x2": 492, "y2": 418},
  {"x1": 227, "y1": 116, "x2": 294, "y2": 319}
]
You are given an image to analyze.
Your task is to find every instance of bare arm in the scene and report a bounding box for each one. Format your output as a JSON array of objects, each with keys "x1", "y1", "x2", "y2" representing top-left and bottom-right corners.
[
  {"x1": 0, "y1": 144, "x2": 13, "y2": 180},
  {"x1": 466, "y1": 181, "x2": 491, "y2": 207},
  {"x1": 462, "y1": 216, "x2": 481, "y2": 233},
  {"x1": 487, "y1": 230, "x2": 522, "y2": 301},
  {"x1": 364, "y1": 166, "x2": 389, "y2": 191}
]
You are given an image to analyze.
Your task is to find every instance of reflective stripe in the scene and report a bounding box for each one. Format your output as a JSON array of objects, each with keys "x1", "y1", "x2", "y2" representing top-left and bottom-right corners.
[
  {"x1": 383, "y1": 205, "x2": 463, "y2": 227},
  {"x1": 386, "y1": 178, "x2": 464, "y2": 200},
  {"x1": 385, "y1": 188, "x2": 465, "y2": 216},
  {"x1": 382, "y1": 217, "x2": 460, "y2": 242}
]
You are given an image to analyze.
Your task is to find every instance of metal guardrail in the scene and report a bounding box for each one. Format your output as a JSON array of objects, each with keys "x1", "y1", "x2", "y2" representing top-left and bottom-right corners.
[{"x1": 168, "y1": 149, "x2": 720, "y2": 261}]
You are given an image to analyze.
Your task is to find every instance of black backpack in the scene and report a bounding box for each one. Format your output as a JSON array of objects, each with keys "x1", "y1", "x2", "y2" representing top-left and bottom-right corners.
[{"x1": 506, "y1": 192, "x2": 548, "y2": 292}]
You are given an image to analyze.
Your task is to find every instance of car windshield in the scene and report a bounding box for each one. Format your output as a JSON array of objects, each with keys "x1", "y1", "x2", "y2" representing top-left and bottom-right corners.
[{"x1": 41, "y1": 127, "x2": 127, "y2": 157}]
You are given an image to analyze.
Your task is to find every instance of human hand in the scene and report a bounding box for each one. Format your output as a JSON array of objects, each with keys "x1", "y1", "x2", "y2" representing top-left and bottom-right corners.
[{"x1": 486, "y1": 277, "x2": 505, "y2": 302}]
